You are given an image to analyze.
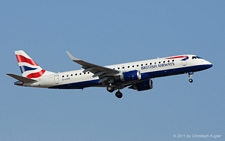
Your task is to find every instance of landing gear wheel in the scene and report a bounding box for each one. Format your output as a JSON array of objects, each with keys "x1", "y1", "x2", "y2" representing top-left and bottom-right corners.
[
  {"x1": 115, "y1": 91, "x2": 123, "y2": 98},
  {"x1": 107, "y1": 86, "x2": 114, "y2": 93},
  {"x1": 188, "y1": 72, "x2": 194, "y2": 83},
  {"x1": 189, "y1": 79, "x2": 193, "y2": 83}
]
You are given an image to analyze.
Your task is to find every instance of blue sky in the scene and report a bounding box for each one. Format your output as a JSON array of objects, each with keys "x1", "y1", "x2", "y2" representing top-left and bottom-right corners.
[{"x1": 1, "y1": 1, "x2": 224, "y2": 140}]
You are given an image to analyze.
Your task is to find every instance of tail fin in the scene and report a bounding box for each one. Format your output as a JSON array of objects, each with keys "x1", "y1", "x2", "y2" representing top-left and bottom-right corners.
[{"x1": 15, "y1": 50, "x2": 54, "y2": 78}]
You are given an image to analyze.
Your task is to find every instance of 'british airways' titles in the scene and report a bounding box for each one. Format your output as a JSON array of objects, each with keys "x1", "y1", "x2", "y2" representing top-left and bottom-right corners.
[{"x1": 141, "y1": 62, "x2": 175, "y2": 70}]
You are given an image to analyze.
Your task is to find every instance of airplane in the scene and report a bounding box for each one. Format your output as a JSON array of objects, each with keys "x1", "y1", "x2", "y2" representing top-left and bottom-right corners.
[{"x1": 7, "y1": 50, "x2": 213, "y2": 98}]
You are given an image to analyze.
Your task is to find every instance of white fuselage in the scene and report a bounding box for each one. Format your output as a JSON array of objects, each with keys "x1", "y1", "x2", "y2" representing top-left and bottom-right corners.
[{"x1": 25, "y1": 54, "x2": 212, "y2": 89}]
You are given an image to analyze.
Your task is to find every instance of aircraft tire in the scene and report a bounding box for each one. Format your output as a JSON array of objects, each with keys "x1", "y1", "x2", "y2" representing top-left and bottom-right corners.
[
  {"x1": 107, "y1": 86, "x2": 114, "y2": 93},
  {"x1": 115, "y1": 91, "x2": 123, "y2": 98},
  {"x1": 189, "y1": 79, "x2": 193, "y2": 83}
]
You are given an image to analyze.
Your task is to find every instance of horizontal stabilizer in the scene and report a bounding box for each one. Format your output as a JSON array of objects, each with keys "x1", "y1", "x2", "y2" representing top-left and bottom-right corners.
[{"x1": 7, "y1": 73, "x2": 37, "y2": 83}]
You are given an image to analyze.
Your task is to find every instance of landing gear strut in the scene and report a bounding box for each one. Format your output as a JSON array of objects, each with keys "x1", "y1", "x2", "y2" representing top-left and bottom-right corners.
[
  {"x1": 115, "y1": 91, "x2": 123, "y2": 98},
  {"x1": 106, "y1": 84, "x2": 123, "y2": 98},
  {"x1": 188, "y1": 72, "x2": 194, "y2": 83}
]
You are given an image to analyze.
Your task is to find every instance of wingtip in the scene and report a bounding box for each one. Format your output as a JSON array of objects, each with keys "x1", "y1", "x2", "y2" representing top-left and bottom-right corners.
[
  {"x1": 6, "y1": 73, "x2": 13, "y2": 76},
  {"x1": 66, "y1": 51, "x2": 80, "y2": 61}
]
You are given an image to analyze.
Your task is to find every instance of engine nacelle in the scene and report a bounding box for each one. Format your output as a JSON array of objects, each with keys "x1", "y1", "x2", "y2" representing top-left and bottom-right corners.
[
  {"x1": 129, "y1": 79, "x2": 153, "y2": 91},
  {"x1": 120, "y1": 70, "x2": 141, "y2": 81}
]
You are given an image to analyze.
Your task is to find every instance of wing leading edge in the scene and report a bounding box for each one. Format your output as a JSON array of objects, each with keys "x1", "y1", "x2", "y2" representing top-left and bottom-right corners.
[{"x1": 66, "y1": 51, "x2": 120, "y2": 79}]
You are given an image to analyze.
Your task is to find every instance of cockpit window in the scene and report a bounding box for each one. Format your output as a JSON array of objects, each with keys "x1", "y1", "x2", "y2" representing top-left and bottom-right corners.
[{"x1": 192, "y1": 56, "x2": 202, "y2": 59}]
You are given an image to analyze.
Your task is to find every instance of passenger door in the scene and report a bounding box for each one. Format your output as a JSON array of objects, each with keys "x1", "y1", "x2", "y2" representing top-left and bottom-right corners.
[{"x1": 54, "y1": 75, "x2": 59, "y2": 84}]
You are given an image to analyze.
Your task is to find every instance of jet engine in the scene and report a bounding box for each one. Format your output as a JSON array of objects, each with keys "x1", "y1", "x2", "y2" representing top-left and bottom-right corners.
[
  {"x1": 120, "y1": 70, "x2": 141, "y2": 81},
  {"x1": 129, "y1": 79, "x2": 153, "y2": 91}
]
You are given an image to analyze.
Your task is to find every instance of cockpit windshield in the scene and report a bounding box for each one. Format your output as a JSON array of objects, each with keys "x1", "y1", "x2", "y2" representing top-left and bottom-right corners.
[{"x1": 192, "y1": 56, "x2": 202, "y2": 59}]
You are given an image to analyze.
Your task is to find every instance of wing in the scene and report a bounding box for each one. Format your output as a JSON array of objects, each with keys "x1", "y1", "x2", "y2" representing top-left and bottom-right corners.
[{"x1": 66, "y1": 51, "x2": 120, "y2": 81}]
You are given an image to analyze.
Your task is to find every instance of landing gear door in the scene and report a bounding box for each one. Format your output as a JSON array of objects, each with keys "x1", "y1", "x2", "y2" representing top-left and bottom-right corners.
[
  {"x1": 54, "y1": 75, "x2": 59, "y2": 84},
  {"x1": 182, "y1": 60, "x2": 187, "y2": 66}
]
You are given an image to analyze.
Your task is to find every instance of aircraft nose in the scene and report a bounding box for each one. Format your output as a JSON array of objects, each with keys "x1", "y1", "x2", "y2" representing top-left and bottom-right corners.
[
  {"x1": 204, "y1": 60, "x2": 213, "y2": 69},
  {"x1": 207, "y1": 63, "x2": 213, "y2": 69}
]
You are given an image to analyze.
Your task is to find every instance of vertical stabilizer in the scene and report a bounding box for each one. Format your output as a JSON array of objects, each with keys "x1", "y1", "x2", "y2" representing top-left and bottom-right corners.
[{"x1": 15, "y1": 50, "x2": 54, "y2": 78}]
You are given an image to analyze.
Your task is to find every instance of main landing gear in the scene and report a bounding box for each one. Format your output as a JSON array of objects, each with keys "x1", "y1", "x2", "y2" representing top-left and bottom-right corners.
[
  {"x1": 106, "y1": 85, "x2": 123, "y2": 98},
  {"x1": 107, "y1": 85, "x2": 114, "y2": 93},
  {"x1": 115, "y1": 91, "x2": 123, "y2": 98},
  {"x1": 188, "y1": 72, "x2": 194, "y2": 83}
]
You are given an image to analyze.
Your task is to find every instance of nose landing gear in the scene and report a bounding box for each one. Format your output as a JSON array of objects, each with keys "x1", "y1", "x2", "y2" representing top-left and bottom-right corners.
[
  {"x1": 189, "y1": 78, "x2": 193, "y2": 83},
  {"x1": 188, "y1": 72, "x2": 194, "y2": 83}
]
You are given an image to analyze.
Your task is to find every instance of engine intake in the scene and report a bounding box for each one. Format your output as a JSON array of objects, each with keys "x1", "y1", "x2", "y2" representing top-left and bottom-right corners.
[
  {"x1": 120, "y1": 70, "x2": 141, "y2": 81},
  {"x1": 129, "y1": 79, "x2": 153, "y2": 91}
]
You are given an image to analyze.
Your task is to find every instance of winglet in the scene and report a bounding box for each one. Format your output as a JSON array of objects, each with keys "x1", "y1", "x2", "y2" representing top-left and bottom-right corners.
[
  {"x1": 65, "y1": 51, "x2": 120, "y2": 75},
  {"x1": 66, "y1": 51, "x2": 80, "y2": 61}
]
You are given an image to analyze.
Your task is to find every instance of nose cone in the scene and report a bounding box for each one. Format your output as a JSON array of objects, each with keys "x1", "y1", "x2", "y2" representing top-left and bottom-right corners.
[
  {"x1": 204, "y1": 60, "x2": 213, "y2": 69},
  {"x1": 208, "y1": 63, "x2": 213, "y2": 68},
  {"x1": 206, "y1": 64, "x2": 213, "y2": 69}
]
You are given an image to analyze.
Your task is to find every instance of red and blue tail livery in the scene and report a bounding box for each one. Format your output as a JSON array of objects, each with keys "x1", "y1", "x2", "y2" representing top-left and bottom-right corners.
[
  {"x1": 15, "y1": 50, "x2": 46, "y2": 79},
  {"x1": 7, "y1": 50, "x2": 213, "y2": 98}
]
